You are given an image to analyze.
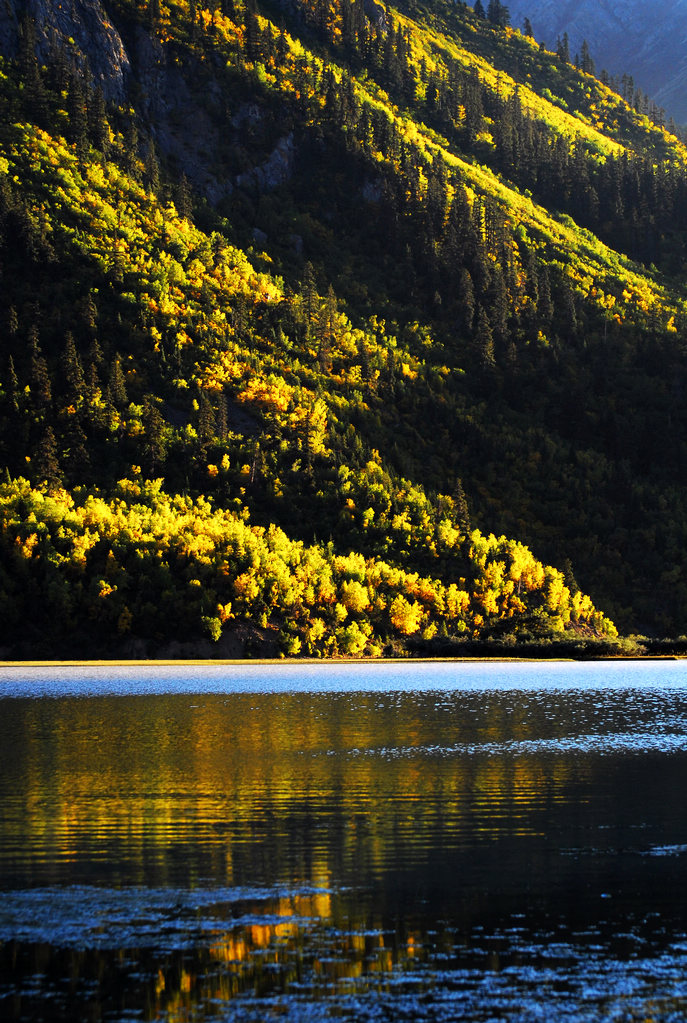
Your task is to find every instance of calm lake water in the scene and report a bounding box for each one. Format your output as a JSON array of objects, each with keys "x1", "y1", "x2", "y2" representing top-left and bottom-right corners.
[{"x1": 3, "y1": 659, "x2": 687, "y2": 1021}]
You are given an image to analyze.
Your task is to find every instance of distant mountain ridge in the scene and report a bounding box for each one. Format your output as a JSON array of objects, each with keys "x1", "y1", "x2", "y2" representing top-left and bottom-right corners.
[{"x1": 507, "y1": 0, "x2": 687, "y2": 122}]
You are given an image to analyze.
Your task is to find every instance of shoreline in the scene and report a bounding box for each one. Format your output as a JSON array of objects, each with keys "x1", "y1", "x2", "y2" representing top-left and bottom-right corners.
[{"x1": 0, "y1": 654, "x2": 682, "y2": 668}]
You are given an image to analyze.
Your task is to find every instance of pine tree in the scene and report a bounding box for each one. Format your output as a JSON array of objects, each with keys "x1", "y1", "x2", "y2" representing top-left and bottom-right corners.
[
  {"x1": 302, "y1": 262, "x2": 318, "y2": 343},
  {"x1": 123, "y1": 114, "x2": 140, "y2": 178},
  {"x1": 106, "y1": 356, "x2": 128, "y2": 409},
  {"x1": 34, "y1": 425, "x2": 61, "y2": 489},
  {"x1": 6, "y1": 307, "x2": 18, "y2": 340},
  {"x1": 475, "y1": 305, "x2": 495, "y2": 367},
  {"x1": 6, "y1": 356, "x2": 19, "y2": 415},
  {"x1": 148, "y1": 0, "x2": 162, "y2": 28},
  {"x1": 197, "y1": 389, "x2": 216, "y2": 448},
  {"x1": 454, "y1": 478, "x2": 471, "y2": 535},
  {"x1": 277, "y1": 23, "x2": 288, "y2": 64},
  {"x1": 88, "y1": 86, "x2": 109, "y2": 153},
  {"x1": 144, "y1": 141, "x2": 160, "y2": 194},
  {"x1": 19, "y1": 16, "x2": 47, "y2": 125},
  {"x1": 29, "y1": 329, "x2": 52, "y2": 410},
  {"x1": 245, "y1": 0, "x2": 262, "y2": 61},
  {"x1": 487, "y1": 0, "x2": 509, "y2": 28},
  {"x1": 68, "y1": 70, "x2": 89, "y2": 162},
  {"x1": 458, "y1": 268, "x2": 475, "y2": 334},
  {"x1": 142, "y1": 395, "x2": 167, "y2": 474},
  {"x1": 563, "y1": 558, "x2": 580, "y2": 595},
  {"x1": 558, "y1": 278, "x2": 578, "y2": 340},
  {"x1": 488, "y1": 264, "x2": 509, "y2": 350},
  {"x1": 317, "y1": 286, "x2": 337, "y2": 372},
  {"x1": 216, "y1": 392, "x2": 228, "y2": 440},
  {"x1": 557, "y1": 32, "x2": 570, "y2": 63},
  {"x1": 64, "y1": 419, "x2": 91, "y2": 478},
  {"x1": 538, "y1": 267, "x2": 554, "y2": 325},
  {"x1": 580, "y1": 39, "x2": 595, "y2": 75},
  {"x1": 175, "y1": 175, "x2": 193, "y2": 219},
  {"x1": 87, "y1": 337, "x2": 104, "y2": 372},
  {"x1": 61, "y1": 332, "x2": 86, "y2": 402}
]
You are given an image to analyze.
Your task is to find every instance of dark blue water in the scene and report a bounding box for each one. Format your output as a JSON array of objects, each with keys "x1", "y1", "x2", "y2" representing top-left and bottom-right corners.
[{"x1": 2, "y1": 659, "x2": 687, "y2": 1021}]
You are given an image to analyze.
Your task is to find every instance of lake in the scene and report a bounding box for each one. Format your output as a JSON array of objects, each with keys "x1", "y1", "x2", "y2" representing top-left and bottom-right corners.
[{"x1": 3, "y1": 659, "x2": 687, "y2": 1021}]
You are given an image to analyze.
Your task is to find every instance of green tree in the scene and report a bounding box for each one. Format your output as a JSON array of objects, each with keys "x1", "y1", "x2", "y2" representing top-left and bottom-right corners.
[
  {"x1": 487, "y1": 0, "x2": 510, "y2": 28},
  {"x1": 454, "y1": 478, "x2": 471, "y2": 534},
  {"x1": 475, "y1": 305, "x2": 495, "y2": 368},
  {"x1": 197, "y1": 389, "x2": 216, "y2": 450},
  {"x1": 557, "y1": 33, "x2": 570, "y2": 63},
  {"x1": 34, "y1": 425, "x2": 62, "y2": 489},
  {"x1": 5, "y1": 356, "x2": 20, "y2": 416},
  {"x1": 61, "y1": 332, "x2": 86, "y2": 404},
  {"x1": 67, "y1": 71, "x2": 89, "y2": 161},
  {"x1": 88, "y1": 87, "x2": 109, "y2": 153},
  {"x1": 106, "y1": 356, "x2": 128, "y2": 410},
  {"x1": 458, "y1": 267, "x2": 475, "y2": 334},
  {"x1": 29, "y1": 329, "x2": 52, "y2": 411},
  {"x1": 580, "y1": 39, "x2": 595, "y2": 75},
  {"x1": 18, "y1": 15, "x2": 47, "y2": 124},
  {"x1": 142, "y1": 396, "x2": 167, "y2": 475}
]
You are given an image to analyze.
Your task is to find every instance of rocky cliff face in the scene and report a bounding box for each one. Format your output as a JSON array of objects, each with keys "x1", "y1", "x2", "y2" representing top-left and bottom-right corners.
[
  {"x1": 507, "y1": 0, "x2": 687, "y2": 122},
  {"x1": 0, "y1": 0, "x2": 129, "y2": 100},
  {"x1": 0, "y1": 1, "x2": 295, "y2": 202}
]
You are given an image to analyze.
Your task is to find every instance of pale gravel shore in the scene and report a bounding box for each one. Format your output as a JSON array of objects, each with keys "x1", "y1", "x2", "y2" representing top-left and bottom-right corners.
[{"x1": 0, "y1": 655, "x2": 671, "y2": 668}]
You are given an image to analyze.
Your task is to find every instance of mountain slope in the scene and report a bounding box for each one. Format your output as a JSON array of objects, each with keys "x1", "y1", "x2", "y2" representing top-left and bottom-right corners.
[{"x1": 2, "y1": 0, "x2": 687, "y2": 653}]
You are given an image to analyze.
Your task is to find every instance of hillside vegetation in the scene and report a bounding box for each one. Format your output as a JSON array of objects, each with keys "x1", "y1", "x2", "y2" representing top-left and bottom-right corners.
[{"x1": 2, "y1": 0, "x2": 687, "y2": 656}]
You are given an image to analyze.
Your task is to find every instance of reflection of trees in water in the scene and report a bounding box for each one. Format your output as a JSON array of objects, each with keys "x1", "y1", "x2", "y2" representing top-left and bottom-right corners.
[
  {"x1": 0, "y1": 886, "x2": 431, "y2": 1019},
  {"x1": 1, "y1": 692, "x2": 591, "y2": 888},
  {"x1": 7, "y1": 902, "x2": 687, "y2": 1023},
  {"x1": 4, "y1": 687, "x2": 687, "y2": 1021}
]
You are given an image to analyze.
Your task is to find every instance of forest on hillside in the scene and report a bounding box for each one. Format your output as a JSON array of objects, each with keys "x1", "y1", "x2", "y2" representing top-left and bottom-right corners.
[{"x1": 2, "y1": 0, "x2": 687, "y2": 657}]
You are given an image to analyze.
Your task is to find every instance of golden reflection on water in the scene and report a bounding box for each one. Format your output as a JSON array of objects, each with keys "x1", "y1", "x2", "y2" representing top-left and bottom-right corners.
[
  {"x1": 0, "y1": 692, "x2": 590, "y2": 891},
  {"x1": 0, "y1": 690, "x2": 602, "y2": 1020},
  {"x1": 0, "y1": 692, "x2": 592, "y2": 892},
  {"x1": 149, "y1": 887, "x2": 431, "y2": 1019},
  {"x1": 4, "y1": 683, "x2": 687, "y2": 1022}
]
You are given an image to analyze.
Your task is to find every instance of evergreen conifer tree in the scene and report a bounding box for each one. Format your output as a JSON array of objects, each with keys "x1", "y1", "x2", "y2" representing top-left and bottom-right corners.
[
  {"x1": 89, "y1": 87, "x2": 109, "y2": 153},
  {"x1": 580, "y1": 40, "x2": 595, "y2": 75},
  {"x1": 106, "y1": 356, "x2": 128, "y2": 410},
  {"x1": 35, "y1": 425, "x2": 61, "y2": 489},
  {"x1": 475, "y1": 306, "x2": 495, "y2": 367},
  {"x1": 19, "y1": 16, "x2": 47, "y2": 125},
  {"x1": 454, "y1": 478, "x2": 471, "y2": 535},
  {"x1": 62, "y1": 332, "x2": 86, "y2": 401},
  {"x1": 29, "y1": 329, "x2": 52, "y2": 410},
  {"x1": 6, "y1": 356, "x2": 19, "y2": 415},
  {"x1": 142, "y1": 395, "x2": 167, "y2": 474},
  {"x1": 557, "y1": 33, "x2": 570, "y2": 63}
]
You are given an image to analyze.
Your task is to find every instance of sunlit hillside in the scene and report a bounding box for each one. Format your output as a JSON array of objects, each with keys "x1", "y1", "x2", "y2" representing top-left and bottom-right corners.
[{"x1": 2, "y1": 0, "x2": 687, "y2": 654}]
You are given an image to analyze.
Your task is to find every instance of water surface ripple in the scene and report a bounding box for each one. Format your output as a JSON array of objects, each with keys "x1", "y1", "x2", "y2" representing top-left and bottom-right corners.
[{"x1": 2, "y1": 660, "x2": 687, "y2": 1021}]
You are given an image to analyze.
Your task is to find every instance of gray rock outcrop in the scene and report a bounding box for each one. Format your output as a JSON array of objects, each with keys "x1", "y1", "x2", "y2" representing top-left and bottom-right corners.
[
  {"x1": 0, "y1": 0, "x2": 129, "y2": 101},
  {"x1": 235, "y1": 133, "x2": 296, "y2": 193}
]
